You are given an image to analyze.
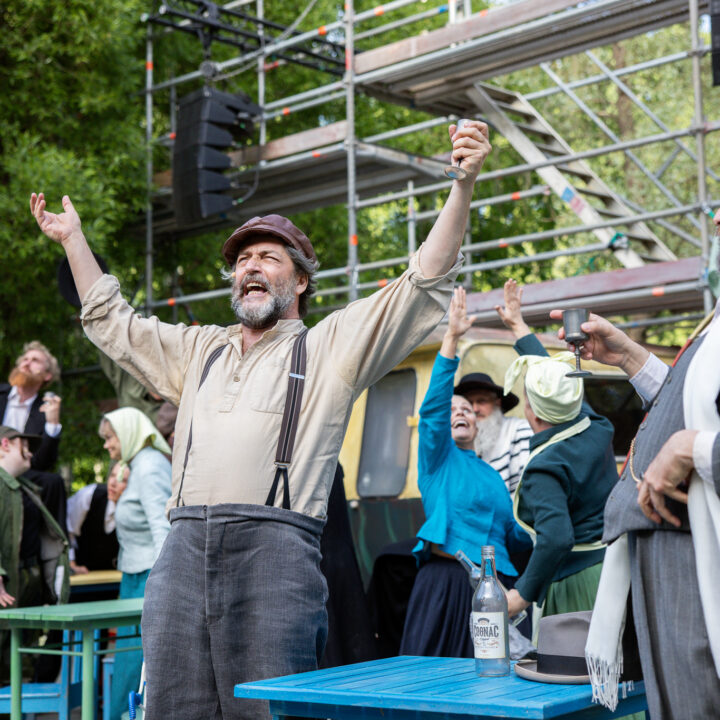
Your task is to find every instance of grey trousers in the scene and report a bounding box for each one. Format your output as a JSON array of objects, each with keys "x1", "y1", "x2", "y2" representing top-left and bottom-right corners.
[
  {"x1": 630, "y1": 530, "x2": 720, "y2": 720},
  {"x1": 142, "y1": 504, "x2": 328, "y2": 719}
]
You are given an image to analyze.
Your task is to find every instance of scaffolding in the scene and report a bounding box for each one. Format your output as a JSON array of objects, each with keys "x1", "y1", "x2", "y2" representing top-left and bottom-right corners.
[{"x1": 141, "y1": 0, "x2": 719, "y2": 330}]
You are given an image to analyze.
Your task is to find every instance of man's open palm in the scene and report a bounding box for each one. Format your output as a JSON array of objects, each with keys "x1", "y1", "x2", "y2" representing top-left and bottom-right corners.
[{"x1": 30, "y1": 193, "x2": 82, "y2": 245}]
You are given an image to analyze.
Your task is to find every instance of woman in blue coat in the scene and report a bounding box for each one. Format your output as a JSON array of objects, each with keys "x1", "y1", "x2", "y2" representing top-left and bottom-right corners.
[{"x1": 400, "y1": 288, "x2": 531, "y2": 658}]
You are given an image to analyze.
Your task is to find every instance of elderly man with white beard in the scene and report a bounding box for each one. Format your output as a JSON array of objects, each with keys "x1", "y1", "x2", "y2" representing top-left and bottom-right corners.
[
  {"x1": 29, "y1": 119, "x2": 492, "y2": 720},
  {"x1": 453, "y1": 362, "x2": 532, "y2": 497}
]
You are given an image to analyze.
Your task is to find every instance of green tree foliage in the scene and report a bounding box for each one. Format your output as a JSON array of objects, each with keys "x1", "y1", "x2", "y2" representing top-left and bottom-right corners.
[{"x1": 0, "y1": 0, "x2": 148, "y2": 481}]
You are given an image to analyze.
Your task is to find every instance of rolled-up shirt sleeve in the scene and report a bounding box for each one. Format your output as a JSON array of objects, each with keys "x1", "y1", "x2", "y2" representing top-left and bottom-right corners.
[
  {"x1": 629, "y1": 352, "x2": 668, "y2": 407},
  {"x1": 318, "y1": 245, "x2": 462, "y2": 395},
  {"x1": 80, "y1": 274, "x2": 203, "y2": 405}
]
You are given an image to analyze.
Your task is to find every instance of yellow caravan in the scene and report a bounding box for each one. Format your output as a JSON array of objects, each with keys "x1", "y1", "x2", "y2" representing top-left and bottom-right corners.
[{"x1": 338, "y1": 324, "x2": 674, "y2": 582}]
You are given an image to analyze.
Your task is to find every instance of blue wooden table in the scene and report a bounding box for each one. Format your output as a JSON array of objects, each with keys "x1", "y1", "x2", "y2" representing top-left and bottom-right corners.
[{"x1": 235, "y1": 656, "x2": 647, "y2": 719}]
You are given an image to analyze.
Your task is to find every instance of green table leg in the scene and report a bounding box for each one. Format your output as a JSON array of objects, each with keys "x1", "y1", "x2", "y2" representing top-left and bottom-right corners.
[
  {"x1": 82, "y1": 629, "x2": 95, "y2": 720},
  {"x1": 10, "y1": 628, "x2": 20, "y2": 720}
]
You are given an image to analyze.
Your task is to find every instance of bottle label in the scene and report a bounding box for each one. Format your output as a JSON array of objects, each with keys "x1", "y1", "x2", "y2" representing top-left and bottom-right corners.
[{"x1": 470, "y1": 611, "x2": 506, "y2": 660}]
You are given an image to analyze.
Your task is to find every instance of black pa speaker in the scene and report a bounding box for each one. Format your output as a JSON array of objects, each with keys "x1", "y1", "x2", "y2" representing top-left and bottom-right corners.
[{"x1": 172, "y1": 87, "x2": 260, "y2": 227}]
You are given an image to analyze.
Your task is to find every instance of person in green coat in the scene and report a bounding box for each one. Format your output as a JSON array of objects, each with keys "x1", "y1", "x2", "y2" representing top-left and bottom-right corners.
[
  {"x1": 0, "y1": 425, "x2": 69, "y2": 682},
  {"x1": 495, "y1": 280, "x2": 617, "y2": 621}
]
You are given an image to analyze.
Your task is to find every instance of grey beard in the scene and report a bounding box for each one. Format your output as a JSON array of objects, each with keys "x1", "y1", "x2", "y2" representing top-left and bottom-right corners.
[
  {"x1": 474, "y1": 406, "x2": 505, "y2": 460},
  {"x1": 231, "y1": 278, "x2": 296, "y2": 329}
]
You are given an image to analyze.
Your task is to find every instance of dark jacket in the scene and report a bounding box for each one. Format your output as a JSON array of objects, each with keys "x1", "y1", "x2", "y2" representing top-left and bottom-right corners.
[
  {"x1": 513, "y1": 334, "x2": 616, "y2": 604},
  {"x1": 0, "y1": 382, "x2": 60, "y2": 471},
  {"x1": 0, "y1": 466, "x2": 70, "y2": 604}
]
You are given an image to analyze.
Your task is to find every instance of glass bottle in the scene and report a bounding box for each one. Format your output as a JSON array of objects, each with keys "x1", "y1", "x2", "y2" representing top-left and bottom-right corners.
[
  {"x1": 455, "y1": 550, "x2": 526, "y2": 627},
  {"x1": 469, "y1": 545, "x2": 510, "y2": 676}
]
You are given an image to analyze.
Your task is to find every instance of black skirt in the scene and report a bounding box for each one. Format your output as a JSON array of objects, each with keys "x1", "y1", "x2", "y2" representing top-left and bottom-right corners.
[{"x1": 399, "y1": 556, "x2": 475, "y2": 658}]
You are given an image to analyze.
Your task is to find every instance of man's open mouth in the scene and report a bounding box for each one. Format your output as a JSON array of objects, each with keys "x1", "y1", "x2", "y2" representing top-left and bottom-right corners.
[{"x1": 241, "y1": 276, "x2": 270, "y2": 297}]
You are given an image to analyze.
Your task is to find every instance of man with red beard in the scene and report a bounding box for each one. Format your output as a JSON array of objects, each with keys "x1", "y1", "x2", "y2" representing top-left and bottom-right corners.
[
  {"x1": 0, "y1": 341, "x2": 62, "y2": 473},
  {"x1": 30, "y1": 120, "x2": 491, "y2": 720}
]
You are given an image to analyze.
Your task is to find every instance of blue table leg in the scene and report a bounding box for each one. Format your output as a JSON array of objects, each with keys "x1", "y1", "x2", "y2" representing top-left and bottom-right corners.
[
  {"x1": 82, "y1": 629, "x2": 95, "y2": 720},
  {"x1": 10, "y1": 628, "x2": 20, "y2": 720}
]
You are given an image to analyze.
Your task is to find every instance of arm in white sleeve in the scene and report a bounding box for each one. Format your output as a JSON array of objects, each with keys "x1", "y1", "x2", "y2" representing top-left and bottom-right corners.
[{"x1": 629, "y1": 352, "x2": 669, "y2": 407}]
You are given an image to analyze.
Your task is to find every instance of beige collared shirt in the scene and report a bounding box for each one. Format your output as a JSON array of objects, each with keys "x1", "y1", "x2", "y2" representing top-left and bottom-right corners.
[{"x1": 81, "y1": 247, "x2": 460, "y2": 519}]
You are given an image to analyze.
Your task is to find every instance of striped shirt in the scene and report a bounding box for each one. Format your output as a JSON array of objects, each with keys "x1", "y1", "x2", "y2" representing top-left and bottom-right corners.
[{"x1": 481, "y1": 417, "x2": 532, "y2": 497}]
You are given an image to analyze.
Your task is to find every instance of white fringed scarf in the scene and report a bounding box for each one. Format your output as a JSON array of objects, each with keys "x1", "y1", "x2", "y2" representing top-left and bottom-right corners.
[{"x1": 586, "y1": 313, "x2": 720, "y2": 710}]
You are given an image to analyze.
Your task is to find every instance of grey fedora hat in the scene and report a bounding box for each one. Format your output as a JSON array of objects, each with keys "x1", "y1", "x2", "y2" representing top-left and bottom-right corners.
[{"x1": 515, "y1": 610, "x2": 591, "y2": 684}]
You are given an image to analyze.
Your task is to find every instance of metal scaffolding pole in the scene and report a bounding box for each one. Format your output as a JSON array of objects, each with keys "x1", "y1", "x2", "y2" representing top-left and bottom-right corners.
[
  {"x1": 414, "y1": 186, "x2": 550, "y2": 222},
  {"x1": 584, "y1": 49, "x2": 720, "y2": 183},
  {"x1": 264, "y1": 81, "x2": 345, "y2": 110},
  {"x1": 540, "y1": 62, "x2": 702, "y2": 230},
  {"x1": 690, "y1": 0, "x2": 714, "y2": 313},
  {"x1": 265, "y1": 90, "x2": 346, "y2": 119},
  {"x1": 257, "y1": 0, "x2": 266, "y2": 153},
  {"x1": 145, "y1": 28, "x2": 154, "y2": 317},
  {"x1": 617, "y1": 311, "x2": 706, "y2": 330},
  {"x1": 462, "y1": 202, "x2": 714, "y2": 256},
  {"x1": 346, "y1": 0, "x2": 358, "y2": 302},
  {"x1": 354, "y1": 123, "x2": 720, "y2": 211},
  {"x1": 525, "y1": 50, "x2": 700, "y2": 101},
  {"x1": 407, "y1": 181, "x2": 417, "y2": 255},
  {"x1": 145, "y1": 0, "x2": 423, "y2": 93}
]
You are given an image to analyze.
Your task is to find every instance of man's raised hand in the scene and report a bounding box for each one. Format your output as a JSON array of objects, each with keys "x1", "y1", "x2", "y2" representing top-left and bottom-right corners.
[
  {"x1": 549, "y1": 309, "x2": 648, "y2": 376},
  {"x1": 30, "y1": 193, "x2": 83, "y2": 246},
  {"x1": 448, "y1": 120, "x2": 491, "y2": 181},
  {"x1": 495, "y1": 279, "x2": 530, "y2": 338}
]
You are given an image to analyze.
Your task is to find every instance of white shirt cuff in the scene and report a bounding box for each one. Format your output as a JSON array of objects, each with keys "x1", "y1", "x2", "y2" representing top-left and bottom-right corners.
[
  {"x1": 693, "y1": 431, "x2": 717, "y2": 490},
  {"x1": 44, "y1": 422, "x2": 62, "y2": 438},
  {"x1": 629, "y1": 353, "x2": 668, "y2": 405}
]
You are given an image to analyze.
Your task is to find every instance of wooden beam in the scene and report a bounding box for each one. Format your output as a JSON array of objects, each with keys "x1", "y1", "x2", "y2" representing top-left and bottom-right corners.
[
  {"x1": 229, "y1": 120, "x2": 347, "y2": 165},
  {"x1": 355, "y1": 0, "x2": 580, "y2": 75},
  {"x1": 466, "y1": 257, "x2": 702, "y2": 314},
  {"x1": 153, "y1": 121, "x2": 348, "y2": 187}
]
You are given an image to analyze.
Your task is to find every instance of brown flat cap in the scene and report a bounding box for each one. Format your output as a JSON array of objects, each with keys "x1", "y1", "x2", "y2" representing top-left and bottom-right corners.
[{"x1": 222, "y1": 214, "x2": 317, "y2": 265}]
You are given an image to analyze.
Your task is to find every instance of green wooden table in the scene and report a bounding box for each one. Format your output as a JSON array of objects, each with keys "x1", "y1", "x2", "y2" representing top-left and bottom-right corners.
[{"x1": 0, "y1": 598, "x2": 143, "y2": 720}]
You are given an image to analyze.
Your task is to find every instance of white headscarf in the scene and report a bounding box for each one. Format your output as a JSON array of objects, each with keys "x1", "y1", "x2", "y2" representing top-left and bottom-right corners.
[
  {"x1": 102, "y1": 407, "x2": 171, "y2": 463},
  {"x1": 504, "y1": 352, "x2": 583, "y2": 425}
]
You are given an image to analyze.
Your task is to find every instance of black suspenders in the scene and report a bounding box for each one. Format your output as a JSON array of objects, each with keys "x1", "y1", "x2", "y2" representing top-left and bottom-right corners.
[
  {"x1": 265, "y1": 328, "x2": 309, "y2": 510},
  {"x1": 176, "y1": 330, "x2": 309, "y2": 510}
]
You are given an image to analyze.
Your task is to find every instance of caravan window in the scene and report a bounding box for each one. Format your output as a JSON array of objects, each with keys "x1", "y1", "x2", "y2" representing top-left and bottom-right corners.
[
  {"x1": 357, "y1": 369, "x2": 417, "y2": 498},
  {"x1": 583, "y1": 376, "x2": 644, "y2": 458}
]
